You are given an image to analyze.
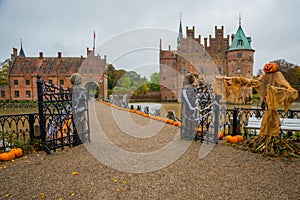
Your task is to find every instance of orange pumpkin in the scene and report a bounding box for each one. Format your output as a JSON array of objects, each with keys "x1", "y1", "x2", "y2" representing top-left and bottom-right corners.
[
  {"x1": 263, "y1": 62, "x2": 279, "y2": 74},
  {"x1": 226, "y1": 135, "x2": 232, "y2": 143},
  {"x1": 218, "y1": 132, "x2": 224, "y2": 140},
  {"x1": 0, "y1": 152, "x2": 10, "y2": 161},
  {"x1": 12, "y1": 148, "x2": 23, "y2": 157},
  {"x1": 230, "y1": 136, "x2": 238, "y2": 143},
  {"x1": 8, "y1": 151, "x2": 15, "y2": 160},
  {"x1": 236, "y1": 135, "x2": 244, "y2": 142},
  {"x1": 174, "y1": 121, "x2": 181, "y2": 127}
]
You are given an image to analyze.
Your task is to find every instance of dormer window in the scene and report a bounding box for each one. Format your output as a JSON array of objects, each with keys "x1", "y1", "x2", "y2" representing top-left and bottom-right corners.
[{"x1": 237, "y1": 39, "x2": 243, "y2": 46}]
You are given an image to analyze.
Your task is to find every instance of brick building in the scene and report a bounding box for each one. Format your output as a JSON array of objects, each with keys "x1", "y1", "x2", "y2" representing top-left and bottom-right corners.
[
  {"x1": 1, "y1": 47, "x2": 107, "y2": 101},
  {"x1": 160, "y1": 19, "x2": 254, "y2": 103}
]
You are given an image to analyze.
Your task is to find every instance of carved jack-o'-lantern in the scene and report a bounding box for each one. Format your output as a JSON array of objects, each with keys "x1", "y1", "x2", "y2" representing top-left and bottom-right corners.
[{"x1": 263, "y1": 63, "x2": 279, "y2": 74}]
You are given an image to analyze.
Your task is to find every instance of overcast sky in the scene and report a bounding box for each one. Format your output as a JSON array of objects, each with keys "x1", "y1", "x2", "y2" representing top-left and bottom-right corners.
[{"x1": 0, "y1": 0, "x2": 299, "y2": 77}]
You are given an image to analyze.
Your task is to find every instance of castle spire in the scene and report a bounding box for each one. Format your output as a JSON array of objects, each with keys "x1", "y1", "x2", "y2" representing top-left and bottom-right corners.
[
  {"x1": 238, "y1": 13, "x2": 242, "y2": 27},
  {"x1": 19, "y1": 38, "x2": 26, "y2": 57},
  {"x1": 177, "y1": 12, "x2": 183, "y2": 47}
]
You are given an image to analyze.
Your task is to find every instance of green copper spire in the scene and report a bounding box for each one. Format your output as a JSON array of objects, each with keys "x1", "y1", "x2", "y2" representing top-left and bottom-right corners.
[
  {"x1": 228, "y1": 17, "x2": 253, "y2": 51},
  {"x1": 177, "y1": 12, "x2": 183, "y2": 47},
  {"x1": 19, "y1": 39, "x2": 26, "y2": 57}
]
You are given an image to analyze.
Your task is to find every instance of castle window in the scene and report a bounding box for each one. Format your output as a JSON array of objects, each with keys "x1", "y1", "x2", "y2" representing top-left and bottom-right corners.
[
  {"x1": 14, "y1": 91, "x2": 19, "y2": 98},
  {"x1": 14, "y1": 80, "x2": 18, "y2": 85},
  {"x1": 172, "y1": 62, "x2": 176, "y2": 67},
  {"x1": 237, "y1": 52, "x2": 242, "y2": 58},
  {"x1": 1, "y1": 91, "x2": 5, "y2": 98},
  {"x1": 26, "y1": 91, "x2": 31, "y2": 98},
  {"x1": 237, "y1": 39, "x2": 243, "y2": 46},
  {"x1": 59, "y1": 68, "x2": 64, "y2": 73},
  {"x1": 60, "y1": 80, "x2": 64, "y2": 86},
  {"x1": 26, "y1": 80, "x2": 30, "y2": 85},
  {"x1": 42, "y1": 67, "x2": 47, "y2": 73},
  {"x1": 25, "y1": 68, "x2": 30, "y2": 73},
  {"x1": 199, "y1": 66, "x2": 204, "y2": 74},
  {"x1": 182, "y1": 66, "x2": 187, "y2": 74},
  {"x1": 237, "y1": 66, "x2": 242, "y2": 74},
  {"x1": 49, "y1": 80, "x2": 53, "y2": 84},
  {"x1": 218, "y1": 66, "x2": 222, "y2": 75}
]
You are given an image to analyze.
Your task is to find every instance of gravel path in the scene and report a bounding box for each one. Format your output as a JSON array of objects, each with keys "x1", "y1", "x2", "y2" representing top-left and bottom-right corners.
[{"x1": 0, "y1": 102, "x2": 299, "y2": 200}]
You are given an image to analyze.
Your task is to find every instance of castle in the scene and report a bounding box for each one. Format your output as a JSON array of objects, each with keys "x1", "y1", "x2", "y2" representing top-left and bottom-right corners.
[
  {"x1": 0, "y1": 46, "x2": 107, "y2": 101},
  {"x1": 159, "y1": 18, "x2": 255, "y2": 103}
]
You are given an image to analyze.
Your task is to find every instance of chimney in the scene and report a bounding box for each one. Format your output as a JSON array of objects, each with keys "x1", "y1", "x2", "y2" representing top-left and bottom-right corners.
[
  {"x1": 58, "y1": 52, "x2": 62, "y2": 58},
  {"x1": 13, "y1": 48, "x2": 18, "y2": 57},
  {"x1": 39, "y1": 52, "x2": 43, "y2": 58},
  {"x1": 204, "y1": 38, "x2": 208, "y2": 49}
]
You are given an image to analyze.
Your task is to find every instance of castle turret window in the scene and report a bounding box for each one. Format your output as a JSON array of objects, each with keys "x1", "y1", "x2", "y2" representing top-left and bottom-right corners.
[
  {"x1": 199, "y1": 66, "x2": 204, "y2": 74},
  {"x1": 237, "y1": 52, "x2": 242, "y2": 58},
  {"x1": 218, "y1": 66, "x2": 222, "y2": 74},
  {"x1": 182, "y1": 66, "x2": 187, "y2": 74},
  {"x1": 237, "y1": 66, "x2": 242, "y2": 74}
]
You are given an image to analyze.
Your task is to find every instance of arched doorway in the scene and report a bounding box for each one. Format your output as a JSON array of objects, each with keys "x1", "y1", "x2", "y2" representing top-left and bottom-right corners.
[{"x1": 84, "y1": 81, "x2": 99, "y2": 100}]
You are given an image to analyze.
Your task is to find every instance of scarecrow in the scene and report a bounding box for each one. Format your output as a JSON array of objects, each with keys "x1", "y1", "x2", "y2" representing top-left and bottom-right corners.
[{"x1": 220, "y1": 62, "x2": 299, "y2": 156}]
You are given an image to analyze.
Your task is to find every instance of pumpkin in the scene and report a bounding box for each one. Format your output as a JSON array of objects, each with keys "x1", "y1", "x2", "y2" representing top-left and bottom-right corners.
[
  {"x1": 263, "y1": 62, "x2": 279, "y2": 74},
  {"x1": 8, "y1": 151, "x2": 15, "y2": 160},
  {"x1": 10, "y1": 148, "x2": 23, "y2": 157},
  {"x1": 236, "y1": 135, "x2": 244, "y2": 142},
  {"x1": 0, "y1": 152, "x2": 10, "y2": 161},
  {"x1": 230, "y1": 136, "x2": 238, "y2": 143},
  {"x1": 218, "y1": 131, "x2": 224, "y2": 140},
  {"x1": 226, "y1": 135, "x2": 233, "y2": 142},
  {"x1": 174, "y1": 121, "x2": 181, "y2": 127}
]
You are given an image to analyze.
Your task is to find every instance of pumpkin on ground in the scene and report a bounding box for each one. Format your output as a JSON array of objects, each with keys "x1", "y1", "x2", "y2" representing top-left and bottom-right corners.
[
  {"x1": 226, "y1": 135, "x2": 233, "y2": 143},
  {"x1": 0, "y1": 152, "x2": 10, "y2": 161},
  {"x1": 174, "y1": 121, "x2": 181, "y2": 127},
  {"x1": 218, "y1": 131, "x2": 224, "y2": 140},
  {"x1": 230, "y1": 136, "x2": 239, "y2": 143},
  {"x1": 236, "y1": 135, "x2": 244, "y2": 142},
  {"x1": 8, "y1": 151, "x2": 16, "y2": 160}
]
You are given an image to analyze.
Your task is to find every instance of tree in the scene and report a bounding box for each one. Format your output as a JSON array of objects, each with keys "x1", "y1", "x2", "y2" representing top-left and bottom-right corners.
[
  {"x1": 271, "y1": 59, "x2": 299, "y2": 86},
  {"x1": 0, "y1": 64, "x2": 9, "y2": 86},
  {"x1": 149, "y1": 72, "x2": 160, "y2": 91}
]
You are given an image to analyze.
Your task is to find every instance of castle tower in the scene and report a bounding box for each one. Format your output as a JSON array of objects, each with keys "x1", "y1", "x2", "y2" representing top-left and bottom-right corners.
[{"x1": 226, "y1": 17, "x2": 255, "y2": 103}]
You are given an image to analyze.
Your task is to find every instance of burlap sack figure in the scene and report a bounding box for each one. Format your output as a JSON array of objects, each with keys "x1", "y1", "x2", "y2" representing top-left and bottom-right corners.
[{"x1": 221, "y1": 63, "x2": 298, "y2": 137}]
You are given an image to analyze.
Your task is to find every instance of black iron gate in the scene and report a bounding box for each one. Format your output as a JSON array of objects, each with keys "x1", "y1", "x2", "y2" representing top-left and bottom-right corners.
[
  {"x1": 180, "y1": 82, "x2": 220, "y2": 144},
  {"x1": 37, "y1": 75, "x2": 90, "y2": 153}
]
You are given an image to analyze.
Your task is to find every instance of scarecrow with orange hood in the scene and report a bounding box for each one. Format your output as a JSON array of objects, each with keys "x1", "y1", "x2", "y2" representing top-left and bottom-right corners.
[{"x1": 219, "y1": 62, "x2": 299, "y2": 156}]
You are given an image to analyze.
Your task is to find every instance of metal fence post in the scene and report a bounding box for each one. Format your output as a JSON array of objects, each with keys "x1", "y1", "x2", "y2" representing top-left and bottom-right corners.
[
  {"x1": 29, "y1": 113, "x2": 35, "y2": 140},
  {"x1": 287, "y1": 110, "x2": 293, "y2": 137},
  {"x1": 214, "y1": 95, "x2": 220, "y2": 144},
  {"x1": 37, "y1": 75, "x2": 46, "y2": 144},
  {"x1": 232, "y1": 108, "x2": 238, "y2": 136}
]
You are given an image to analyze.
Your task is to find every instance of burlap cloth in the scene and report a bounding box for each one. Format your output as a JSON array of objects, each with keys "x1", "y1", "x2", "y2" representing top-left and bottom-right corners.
[{"x1": 218, "y1": 71, "x2": 298, "y2": 136}]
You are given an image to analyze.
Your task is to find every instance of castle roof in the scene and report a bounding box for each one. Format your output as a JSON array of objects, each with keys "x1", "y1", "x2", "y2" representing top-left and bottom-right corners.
[
  {"x1": 9, "y1": 56, "x2": 83, "y2": 76},
  {"x1": 228, "y1": 25, "x2": 253, "y2": 51}
]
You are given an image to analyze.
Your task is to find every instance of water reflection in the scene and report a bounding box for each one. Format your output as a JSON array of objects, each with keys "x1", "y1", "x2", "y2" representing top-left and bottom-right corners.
[{"x1": 130, "y1": 101, "x2": 300, "y2": 119}]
